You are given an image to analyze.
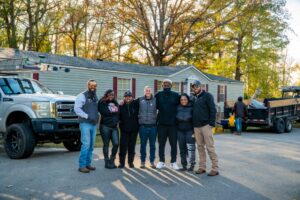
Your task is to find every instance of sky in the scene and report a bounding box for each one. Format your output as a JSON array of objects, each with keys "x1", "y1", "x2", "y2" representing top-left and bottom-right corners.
[{"x1": 286, "y1": 0, "x2": 300, "y2": 83}]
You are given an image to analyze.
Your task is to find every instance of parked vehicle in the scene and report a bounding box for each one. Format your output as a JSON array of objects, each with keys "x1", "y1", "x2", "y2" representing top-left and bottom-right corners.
[
  {"x1": 0, "y1": 76, "x2": 81, "y2": 159},
  {"x1": 223, "y1": 87, "x2": 300, "y2": 133}
]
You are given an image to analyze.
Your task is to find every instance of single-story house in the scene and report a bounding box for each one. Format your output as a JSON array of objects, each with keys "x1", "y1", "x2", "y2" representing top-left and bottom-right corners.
[{"x1": 0, "y1": 48, "x2": 244, "y2": 115}]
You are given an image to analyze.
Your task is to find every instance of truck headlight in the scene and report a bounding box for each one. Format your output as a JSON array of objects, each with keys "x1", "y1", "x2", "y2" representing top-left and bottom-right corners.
[{"x1": 32, "y1": 102, "x2": 55, "y2": 118}]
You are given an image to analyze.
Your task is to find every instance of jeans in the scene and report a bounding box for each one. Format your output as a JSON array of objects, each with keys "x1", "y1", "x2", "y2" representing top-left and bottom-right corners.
[
  {"x1": 79, "y1": 122, "x2": 97, "y2": 168},
  {"x1": 158, "y1": 125, "x2": 177, "y2": 163},
  {"x1": 235, "y1": 118, "x2": 242, "y2": 133},
  {"x1": 139, "y1": 125, "x2": 157, "y2": 163},
  {"x1": 100, "y1": 125, "x2": 119, "y2": 160},
  {"x1": 119, "y1": 130, "x2": 138, "y2": 165},
  {"x1": 177, "y1": 130, "x2": 196, "y2": 167}
]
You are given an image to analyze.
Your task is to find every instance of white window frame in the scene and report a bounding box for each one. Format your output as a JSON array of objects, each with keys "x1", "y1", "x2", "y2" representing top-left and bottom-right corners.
[
  {"x1": 117, "y1": 78, "x2": 131, "y2": 101},
  {"x1": 219, "y1": 85, "x2": 225, "y2": 102}
]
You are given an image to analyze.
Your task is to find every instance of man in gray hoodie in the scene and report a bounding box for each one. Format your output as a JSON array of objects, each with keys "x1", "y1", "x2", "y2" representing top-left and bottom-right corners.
[{"x1": 74, "y1": 80, "x2": 99, "y2": 173}]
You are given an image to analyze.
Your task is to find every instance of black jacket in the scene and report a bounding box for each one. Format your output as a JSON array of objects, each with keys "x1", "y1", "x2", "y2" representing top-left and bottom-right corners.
[
  {"x1": 233, "y1": 101, "x2": 248, "y2": 119},
  {"x1": 98, "y1": 99, "x2": 119, "y2": 128},
  {"x1": 176, "y1": 104, "x2": 193, "y2": 131},
  {"x1": 155, "y1": 90, "x2": 180, "y2": 126},
  {"x1": 192, "y1": 91, "x2": 217, "y2": 127},
  {"x1": 119, "y1": 100, "x2": 139, "y2": 132}
]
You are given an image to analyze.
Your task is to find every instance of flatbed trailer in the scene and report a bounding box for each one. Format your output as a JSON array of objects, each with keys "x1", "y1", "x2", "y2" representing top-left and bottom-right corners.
[{"x1": 223, "y1": 97, "x2": 300, "y2": 133}]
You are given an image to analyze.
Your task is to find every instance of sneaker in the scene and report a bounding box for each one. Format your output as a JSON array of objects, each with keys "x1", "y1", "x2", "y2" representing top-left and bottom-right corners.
[
  {"x1": 156, "y1": 162, "x2": 166, "y2": 169},
  {"x1": 188, "y1": 165, "x2": 194, "y2": 171},
  {"x1": 179, "y1": 166, "x2": 187, "y2": 171},
  {"x1": 170, "y1": 162, "x2": 180, "y2": 170},
  {"x1": 207, "y1": 170, "x2": 219, "y2": 176},
  {"x1": 118, "y1": 164, "x2": 125, "y2": 168}
]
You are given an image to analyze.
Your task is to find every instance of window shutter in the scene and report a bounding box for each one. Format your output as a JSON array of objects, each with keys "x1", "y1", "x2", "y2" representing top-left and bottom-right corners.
[
  {"x1": 181, "y1": 82, "x2": 184, "y2": 94},
  {"x1": 113, "y1": 77, "x2": 118, "y2": 99},
  {"x1": 206, "y1": 84, "x2": 208, "y2": 92},
  {"x1": 132, "y1": 78, "x2": 136, "y2": 98},
  {"x1": 225, "y1": 85, "x2": 227, "y2": 103},
  {"x1": 217, "y1": 85, "x2": 220, "y2": 103},
  {"x1": 33, "y1": 73, "x2": 39, "y2": 80},
  {"x1": 154, "y1": 80, "x2": 158, "y2": 93}
]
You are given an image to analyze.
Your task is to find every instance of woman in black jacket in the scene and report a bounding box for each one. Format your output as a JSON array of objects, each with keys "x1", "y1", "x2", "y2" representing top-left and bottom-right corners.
[
  {"x1": 176, "y1": 94, "x2": 196, "y2": 171},
  {"x1": 118, "y1": 91, "x2": 139, "y2": 168},
  {"x1": 98, "y1": 89, "x2": 119, "y2": 169}
]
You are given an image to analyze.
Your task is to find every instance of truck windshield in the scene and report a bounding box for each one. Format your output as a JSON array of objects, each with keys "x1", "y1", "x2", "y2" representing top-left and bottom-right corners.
[{"x1": 0, "y1": 78, "x2": 53, "y2": 95}]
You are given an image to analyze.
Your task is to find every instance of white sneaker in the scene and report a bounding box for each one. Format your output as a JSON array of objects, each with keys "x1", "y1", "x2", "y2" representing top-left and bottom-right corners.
[
  {"x1": 170, "y1": 162, "x2": 180, "y2": 170},
  {"x1": 156, "y1": 162, "x2": 166, "y2": 169}
]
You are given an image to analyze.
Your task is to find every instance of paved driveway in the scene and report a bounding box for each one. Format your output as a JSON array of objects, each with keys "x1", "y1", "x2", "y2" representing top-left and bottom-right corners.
[{"x1": 0, "y1": 129, "x2": 300, "y2": 200}]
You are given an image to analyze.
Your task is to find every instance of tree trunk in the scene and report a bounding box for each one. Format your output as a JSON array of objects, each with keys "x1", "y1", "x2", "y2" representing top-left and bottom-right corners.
[
  {"x1": 235, "y1": 34, "x2": 244, "y2": 81},
  {"x1": 26, "y1": 0, "x2": 34, "y2": 51},
  {"x1": 72, "y1": 36, "x2": 77, "y2": 57},
  {"x1": 9, "y1": 0, "x2": 17, "y2": 48}
]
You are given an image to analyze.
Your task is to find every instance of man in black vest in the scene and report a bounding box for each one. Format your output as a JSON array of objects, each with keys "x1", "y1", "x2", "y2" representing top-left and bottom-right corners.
[{"x1": 74, "y1": 80, "x2": 99, "y2": 173}]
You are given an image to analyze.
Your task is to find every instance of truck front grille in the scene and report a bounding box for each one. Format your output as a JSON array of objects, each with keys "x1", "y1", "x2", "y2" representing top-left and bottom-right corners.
[{"x1": 56, "y1": 102, "x2": 77, "y2": 119}]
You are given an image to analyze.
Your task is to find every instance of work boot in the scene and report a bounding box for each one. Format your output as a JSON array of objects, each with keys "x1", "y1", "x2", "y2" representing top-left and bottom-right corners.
[
  {"x1": 150, "y1": 162, "x2": 156, "y2": 169},
  {"x1": 78, "y1": 167, "x2": 90, "y2": 173},
  {"x1": 195, "y1": 168, "x2": 206, "y2": 174},
  {"x1": 86, "y1": 166, "x2": 96, "y2": 171},
  {"x1": 140, "y1": 162, "x2": 146, "y2": 169},
  {"x1": 105, "y1": 159, "x2": 113, "y2": 169},
  {"x1": 207, "y1": 170, "x2": 219, "y2": 176},
  {"x1": 110, "y1": 158, "x2": 117, "y2": 168},
  {"x1": 129, "y1": 163, "x2": 135, "y2": 168}
]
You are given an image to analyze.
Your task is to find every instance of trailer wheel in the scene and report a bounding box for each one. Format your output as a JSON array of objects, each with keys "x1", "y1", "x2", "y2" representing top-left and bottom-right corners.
[
  {"x1": 285, "y1": 119, "x2": 293, "y2": 133},
  {"x1": 274, "y1": 118, "x2": 285, "y2": 133}
]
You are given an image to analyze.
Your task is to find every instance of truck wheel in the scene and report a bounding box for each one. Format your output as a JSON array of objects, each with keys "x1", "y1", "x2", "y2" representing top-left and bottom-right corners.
[
  {"x1": 4, "y1": 124, "x2": 36, "y2": 159},
  {"x1": 63, "y1": 138, "x2": 81, "y2": 151},
  {"x1": 285, "y1": 119, "x2": 293, "y2": 133},
  {"x1": 274, "y1": 118, "x2": 285, "y2": 134}
]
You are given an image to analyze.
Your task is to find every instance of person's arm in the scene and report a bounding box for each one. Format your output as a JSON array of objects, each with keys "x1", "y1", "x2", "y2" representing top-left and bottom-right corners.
[
  {"x1": 98, "y1": 101, "x2": 112, "y2": 116},
  {"x1": 232, "y1": 103, "x2": 237, "y2": 114},
  {"x1": 74, "y1": 93, "x2": 88, "y2": 119},
  {"x1": 207, "y1": 94, "x2": 217, "y2": 127}
]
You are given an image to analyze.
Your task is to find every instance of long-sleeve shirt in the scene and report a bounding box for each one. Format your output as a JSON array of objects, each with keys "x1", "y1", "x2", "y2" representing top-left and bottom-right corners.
[{"x1": 74, "y1": 93, "x2": 88, "y2": 119}]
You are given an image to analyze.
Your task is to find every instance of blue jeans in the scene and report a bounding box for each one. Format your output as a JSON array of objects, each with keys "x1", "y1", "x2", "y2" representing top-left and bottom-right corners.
[
  {"x1": 139, "y1": 125, "x2": 157, "y2": 163},
  {"x1": 235, "y1": 118, "x2": 242, "y2": 133},
  {"x1": 79, "y1": 123, "x2": 97, "y2": 168}
]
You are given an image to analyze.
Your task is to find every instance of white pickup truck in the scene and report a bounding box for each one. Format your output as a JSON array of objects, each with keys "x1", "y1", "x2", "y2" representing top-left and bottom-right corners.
[{"x1": 0, "y1": 76, "x2": 81, "y2": 159}]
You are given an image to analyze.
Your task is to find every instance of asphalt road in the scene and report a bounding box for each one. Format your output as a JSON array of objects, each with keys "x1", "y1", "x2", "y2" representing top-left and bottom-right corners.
[{"x1": 0, "y1": 129, "x2": 300, "y2": 200}]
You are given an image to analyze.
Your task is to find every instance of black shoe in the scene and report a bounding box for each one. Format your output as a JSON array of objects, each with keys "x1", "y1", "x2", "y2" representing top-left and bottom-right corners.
[
  {"x1": 179, "y1": 166, "x2": 187, "y2": 171},
  {"x1": 110, "y1": 159, "x2": 117, "y2": 169},
  {"x1": 118, "y1": 164, "x2": 125, "y2": 168},
  {"x1": 188, "y1": 165, "x2": 194, "y2": 171},
  {"x1": 129, "y1": 163, "x2": 135, "y2": 168},
  {"x1": 140, "y1": 163, "x2": 146, "y2": 169},
  {"x1": 105, "y1": 159, "x2": 113, "y2": 169}
]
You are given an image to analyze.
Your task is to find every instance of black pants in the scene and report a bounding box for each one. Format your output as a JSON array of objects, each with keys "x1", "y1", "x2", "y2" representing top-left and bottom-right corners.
[
  {"x1": 158, "y1": 125, "x2": 177, "y2": 163},
  {"x1": 100, "y1": 125, "x2": 119, "y2": 160},
  {"x1": 119, "y1": 130, "x2": 138, "y2": 165},
  {"x1": 178, "y1": 130, "x2": 196, "y2": 167}
]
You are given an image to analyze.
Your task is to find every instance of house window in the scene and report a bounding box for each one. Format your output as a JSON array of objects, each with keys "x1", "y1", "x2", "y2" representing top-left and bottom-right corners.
[
  {"x1": 218, "y1": 85, "x2": 225, "y2": 102},
  {"x1": 117, "y1": 78, "x2": 131, "y2": 101},
  {"x1": 157, "y1": 81, "x2": 180, "y2": 93}
]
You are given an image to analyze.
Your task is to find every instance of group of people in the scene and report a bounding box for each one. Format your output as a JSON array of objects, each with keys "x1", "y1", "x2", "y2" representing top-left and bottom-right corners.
[{"x1": 74, "y1": 79, "x2": 219, "y2": 176}]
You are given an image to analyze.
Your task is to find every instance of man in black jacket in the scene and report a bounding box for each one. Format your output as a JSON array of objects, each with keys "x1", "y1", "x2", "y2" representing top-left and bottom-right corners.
[
  {"x1": 118, "y1": 91, "x2": 139, "y2": 168},
  {"x1": 155, "y1": 79, "x2": 180, "y2": 170},
  {"x1": 233, "y1": 96, "x2": 248, "y2": 135},
  {"x1": 192, "y1": 80, "x2": 219, "y2": 176}
]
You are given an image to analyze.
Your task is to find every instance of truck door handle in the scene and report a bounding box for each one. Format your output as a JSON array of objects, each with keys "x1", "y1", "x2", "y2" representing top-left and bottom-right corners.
[{"x1": 3, "y1": 98, "x2": 13, "y2": 102}]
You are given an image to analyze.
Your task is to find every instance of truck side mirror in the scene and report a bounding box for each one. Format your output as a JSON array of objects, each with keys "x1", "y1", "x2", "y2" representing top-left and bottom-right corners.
[{"x1": 57, "y1": 91, "x2": 64, "y2": 95}]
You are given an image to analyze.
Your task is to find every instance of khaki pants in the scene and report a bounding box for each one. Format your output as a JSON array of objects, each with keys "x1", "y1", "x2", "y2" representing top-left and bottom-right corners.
[{"x1": 194, "y1": 125, "x2": 219, "y2": 172}]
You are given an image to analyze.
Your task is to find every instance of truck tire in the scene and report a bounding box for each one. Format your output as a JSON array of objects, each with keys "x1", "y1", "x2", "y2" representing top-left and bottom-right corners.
[
  {"x1": 63, "y1": 138, "x2": 81, "y2": 151},
  {"x1": 4, "y1": 123, "x2": 36, "y2": 159},
  {"x1": 285, "y1": 119, "x2": 293, "y2": 133},
  {"x1": 274, "y1": 118, "x2": 285, "y2": 134}
]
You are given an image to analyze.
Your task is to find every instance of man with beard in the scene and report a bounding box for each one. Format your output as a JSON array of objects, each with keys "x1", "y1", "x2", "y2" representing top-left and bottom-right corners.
[
  {"x1": 191, "y1": 80, "x2": 219, "y2": 176},
  {"x1": 74, "y1": 80, "x2": 99, "y2": 173},
  {"x1": 155, "y1": 79, "x2": 180, "y2": 170}
]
